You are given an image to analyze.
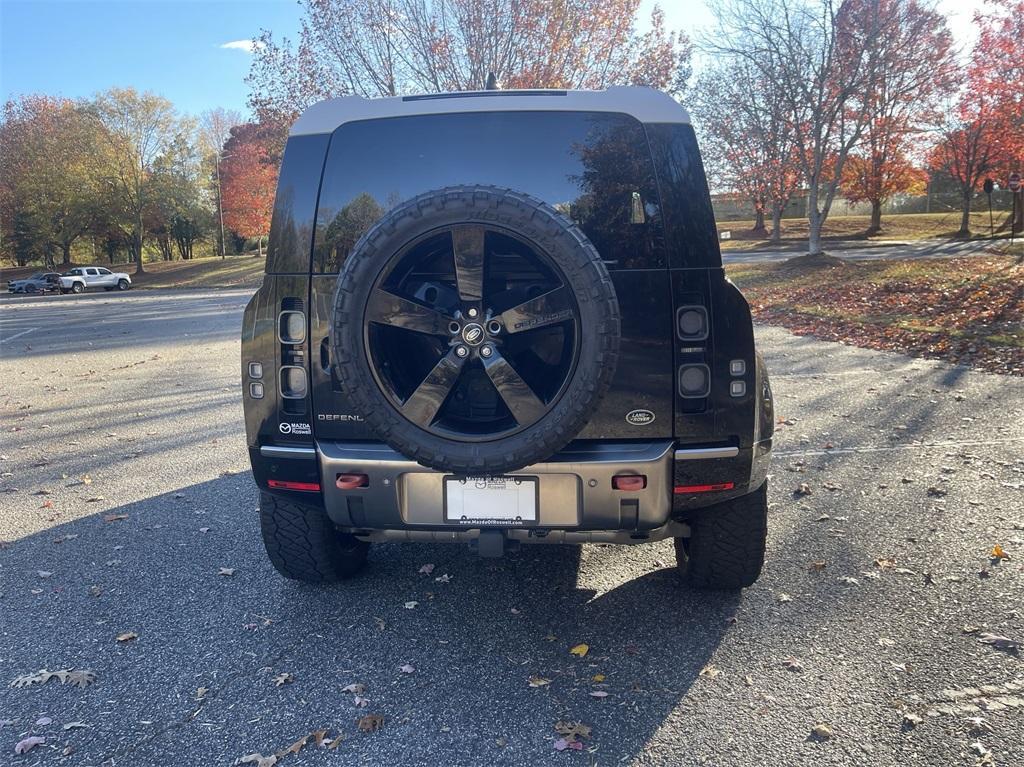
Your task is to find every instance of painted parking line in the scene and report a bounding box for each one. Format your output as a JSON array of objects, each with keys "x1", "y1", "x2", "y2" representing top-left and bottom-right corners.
[
  {"x1": 775, "y1": 437, "x2": 1024, "y2": 459},
  {"x1": 0, "y1": 327, "x2": 37, "y2": 344}
]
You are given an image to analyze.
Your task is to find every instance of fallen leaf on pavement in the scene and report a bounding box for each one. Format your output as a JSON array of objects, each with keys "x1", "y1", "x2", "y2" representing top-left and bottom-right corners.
[
  {"x1": 283, "y1": 734, "x2": 309, "y2": 755},
  {"x1": 404, "y1": 601, "x2": 418, "y2": 609},
  {"x1": 326, "y1": 735, "x2": 343, "y2": 749},
  {"x1": 9, "y1": 669, "x2": 96, "y2": 689},
  {"x1": 990, "y1": 544, "x2": 1009, "y2": 561},
  {"x1": 15, "y1": 736, "x2": 45, "y2": 754},
  {"x1": 528, "y1": 676, "x2": 551, "y2": 688},
  {"x1": 218, "y1": 568, "x2": 236, "y2": 577},
  {"x1": 809, "y1": 723, "x2": 834, "y2": 740},
  {"x1": 312, "y1": 729, "x2": 329, "y2": 748},
  {"x1": 589, "y1": 690, "x2": 609, "y2": 698},
  {"x1": 102, "y1": 513, "x2": 127, "y2": 522},
  {"x1": 569, "y1": 643, "x2": 589, "y2": 657},
  {"x1": 37, "y1": 570, "x2": 53, "y2": 579},
  {"x1": 903, "y1": 712, "x2": 924, "y2": 728},
  {"x1": 273, "y1": 673, "x2": 293, "y2": 687},
  {"x1": 781, "y1": 656, "x2": 804, "y2": 672},
  {"x1": 357, "y1": 714, "x2": 384, "y2": 732},
  {"x1": 62, "y1": 722, "x2": 87, "y2": 730},
  {"x1": 418, "y1": 563, "x2": 435, "y2": 574},
  {"x1": 838, "y1": 576, "x2": 860, "y2": 586},
  {"x1": 115, "y1": 632, "x2": 137, "y2": 642},
  {"x1": 699, "y1": 663, "x2": 721, "y2": 678},
  {"x1": 777, "y1": 592, "x2": 793, "y2": 603},
  {"x1": 237, "y1": 753, "x2": 277, "y2": 767},
  {"x1": 342, "y1": 682, "x2": 366, "y2": 695},
  {"x1": 977, "y1": 633, "x2": 1019, "y2": 654},
  {"x1": 34, "y1": 716, "x2": 52, "y2": 726},
  {"x1": 794, "y1": 483, "x2": 812, "y2": 496},
  {"x1": 399, "y1": 664, "x2": 415, "y2": 674},
  {"x1": 592, "y1": 673, "x2": 606, "y2": 683},
  {"x1": 434, "y1": 574, "x2": 451, "y2": 583},
  {"x1": 808, "y1": 560, "x2": 827, "y2": 571}
]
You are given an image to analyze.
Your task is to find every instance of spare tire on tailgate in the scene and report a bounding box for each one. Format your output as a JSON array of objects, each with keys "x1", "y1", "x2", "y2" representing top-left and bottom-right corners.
[{"x1": 331, "y1": 185, "x2": 620, "y2": 474}]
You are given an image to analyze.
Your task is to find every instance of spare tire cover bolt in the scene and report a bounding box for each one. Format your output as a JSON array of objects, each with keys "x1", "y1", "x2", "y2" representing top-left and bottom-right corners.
[
  {"x1": 455, "y1": 345, "x2": 469, "y2": 358},
  {"x1": 480, "y1": 345, "x2": 493, "y2": 358},
  {"x1": 467, "y1": 307, "x2": 479, "y2": 318},
  {"x1": 487, "y1": 320, "x2": 502, "y2": 334}
]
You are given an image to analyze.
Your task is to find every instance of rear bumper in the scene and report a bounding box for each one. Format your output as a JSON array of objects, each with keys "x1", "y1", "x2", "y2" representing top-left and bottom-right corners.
[{"x1": 252, "y1": 438, "x2": 771, "y2": 542}]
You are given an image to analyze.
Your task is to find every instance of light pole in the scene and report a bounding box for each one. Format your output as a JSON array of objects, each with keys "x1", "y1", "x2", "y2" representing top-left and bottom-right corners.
[{"x1": 215, "y1": 150, "x2": 233, "y2": 258}]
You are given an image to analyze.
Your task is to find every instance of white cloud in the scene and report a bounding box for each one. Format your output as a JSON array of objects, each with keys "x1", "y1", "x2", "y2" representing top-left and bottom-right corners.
[{"x1": 220, "y1": 40, "x2": 264, "y2": 54}]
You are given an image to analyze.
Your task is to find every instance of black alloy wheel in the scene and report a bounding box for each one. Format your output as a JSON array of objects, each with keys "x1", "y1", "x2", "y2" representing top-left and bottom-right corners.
[
  {"x1": 332, "y1": 186, "x2": 620, "y2": 474},
  {"x1": 365, "y1": 223, "x2": 579, "y2": 442}
]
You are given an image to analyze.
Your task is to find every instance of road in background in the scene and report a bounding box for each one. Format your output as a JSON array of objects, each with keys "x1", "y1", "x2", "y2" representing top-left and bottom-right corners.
[
  {"x1": 723, "y1": 237, "x2": 997, "y2": 263},
  {"x1": 1, "y1": 290, "x2": 1022, "y2": 766}
]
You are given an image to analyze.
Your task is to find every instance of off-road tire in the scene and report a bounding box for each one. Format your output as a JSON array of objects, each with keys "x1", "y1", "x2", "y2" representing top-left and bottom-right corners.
[
  {"x1": 331, "y1": 185, "x2": 620, "y2": 475},
  {"x1": 117, "y1": 279, "x2": 130, "y2": 291},
  {"x1": 259, "y1": 491, "x2": 369, "y2": 582},
  {"x1": 675, "y1": 481, "x2": 768, "y2": 590}
]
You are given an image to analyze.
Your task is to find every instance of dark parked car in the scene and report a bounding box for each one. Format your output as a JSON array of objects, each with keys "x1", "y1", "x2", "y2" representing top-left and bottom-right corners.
[{"x1": 242, "y1": 86, "x2": 774, "y2": 589}]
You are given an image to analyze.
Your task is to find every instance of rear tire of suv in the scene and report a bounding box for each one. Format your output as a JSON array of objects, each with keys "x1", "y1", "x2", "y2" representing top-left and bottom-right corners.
[
  {"x1": 259, "y1": 492, "x2": 369, "y2": 582},
  {"x1": 674, "y1": 481, "x2": 768, "y2": 590}
]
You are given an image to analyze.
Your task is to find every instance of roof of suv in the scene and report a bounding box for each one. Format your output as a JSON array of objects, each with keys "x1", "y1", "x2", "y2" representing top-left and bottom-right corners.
[{"x1": 290, "y1": 86, "x2": 690, "y2": 137}]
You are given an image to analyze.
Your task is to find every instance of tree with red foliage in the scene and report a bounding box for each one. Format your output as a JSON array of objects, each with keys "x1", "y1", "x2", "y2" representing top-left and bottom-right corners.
[
  {"x1": 220, "y1": 125, "x2": 278, "y2": 256},
  {"x1": 842, "y1": 145, "x2": 927, "y2": 224},
  {"x1": 969, "y1": 0, "x2": 1024, "y2": 174},
  {"x1": 847, "y1": 0, "x2": 956, "y2": 233},
  {"x1": 928, "y1": 96, "x2": 1002, "y2": 235},
  {"x1": 246, "y1": 0, "x2": 691, "y2": 132},
  {"x1": 691, "y1": 58, "x2": 801, "y2": 241},
  {"x1": 929, "y1": 0, "x2": 1023, "y2": 236}
]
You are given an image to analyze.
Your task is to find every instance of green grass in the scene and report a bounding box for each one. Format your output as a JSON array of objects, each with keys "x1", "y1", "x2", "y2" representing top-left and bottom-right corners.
[{"x1": 717, "y1": 211, "x2": 1012, "y2": 251}]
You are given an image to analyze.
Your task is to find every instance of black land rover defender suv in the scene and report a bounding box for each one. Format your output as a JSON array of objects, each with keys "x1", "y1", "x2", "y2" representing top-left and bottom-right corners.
[{"x1": 242, "y1": 86, "x2": 773, "y2": 589}]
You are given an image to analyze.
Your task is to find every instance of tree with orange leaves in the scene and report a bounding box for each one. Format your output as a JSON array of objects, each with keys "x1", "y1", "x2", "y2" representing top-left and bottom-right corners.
[
  {"x1": 220, "y1": 125, "x2": 277, "y2": 256},
  {"x1": 246, "y1": 0, "x2": 691, "y2": 131},
  {"x1": 847, "y1": 0, "x2": 956, "y2": 233}
]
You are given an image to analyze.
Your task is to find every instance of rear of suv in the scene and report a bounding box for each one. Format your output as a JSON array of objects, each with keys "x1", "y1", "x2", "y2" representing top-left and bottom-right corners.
[{"x1": 241, "y1": 86, "x2": 774, "y2": 590}]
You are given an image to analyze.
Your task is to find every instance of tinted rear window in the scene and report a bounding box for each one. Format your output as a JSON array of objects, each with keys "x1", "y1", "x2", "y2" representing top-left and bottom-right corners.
[
  {"x1": 265, "y1": 134, "x2": 331, "y2": 274},
  {"x1": 313, "y1": 111, "x2": 666, "y2": 272}
]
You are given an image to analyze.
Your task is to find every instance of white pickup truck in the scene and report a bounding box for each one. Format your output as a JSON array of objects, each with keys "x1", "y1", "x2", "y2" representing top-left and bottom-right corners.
[{"x1": 60, "y1": 267, "x2": 132, "y2": 294}]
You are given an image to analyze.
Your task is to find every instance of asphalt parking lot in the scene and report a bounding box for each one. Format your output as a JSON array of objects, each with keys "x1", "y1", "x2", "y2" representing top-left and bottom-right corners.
[{"x1": 1, "y1": 289, "x2": 1022, "y2": 767}]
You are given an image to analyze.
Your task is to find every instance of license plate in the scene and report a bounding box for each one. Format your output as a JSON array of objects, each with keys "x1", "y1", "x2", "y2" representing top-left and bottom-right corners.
[{"x1": 443, "y1": 476, "x2": 538, "y2": 526}]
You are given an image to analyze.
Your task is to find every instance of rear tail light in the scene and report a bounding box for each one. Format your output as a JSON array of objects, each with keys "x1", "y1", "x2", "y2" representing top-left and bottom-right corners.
[
  {"x1": 268, "y1": 479, "x2": 320, "y2": 491},
  {"x1": 678, "y1": 364, "x2": 710, "y2": 398},
  {"x1": 676, "y1": 306, "x2": 708, "y2": 341},
  {"x1": 612, "y1": 475, "x2": 647, "y2": 491},
  {"x1": 278, "y1": 310, "x2": 306, "y2": 344},
  {"x1": 674, "y1": 482, "x2": 734, "y2": 494},
  {"x1": 279, "y1": 365, "x2": 308, "y2": 399}
]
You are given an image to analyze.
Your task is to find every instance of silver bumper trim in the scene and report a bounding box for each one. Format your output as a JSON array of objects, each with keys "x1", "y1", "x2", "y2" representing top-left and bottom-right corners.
[
  {"x1": 674, "y1": 446, "x2": 739, "y2": 460},
  {"x1": 260, "y1": 445, "x2": 316, "y2": 459}
]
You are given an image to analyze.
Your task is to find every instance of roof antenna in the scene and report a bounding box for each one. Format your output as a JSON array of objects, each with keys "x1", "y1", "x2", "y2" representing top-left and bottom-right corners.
[{"x1": 485, "y1": 72, "x2": 500, "y2": 90}]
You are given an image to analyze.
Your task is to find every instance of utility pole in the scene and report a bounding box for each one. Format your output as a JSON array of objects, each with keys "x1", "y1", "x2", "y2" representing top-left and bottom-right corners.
[{"x1": 216, "y1": 151, "x2": 227, "y2": 259}]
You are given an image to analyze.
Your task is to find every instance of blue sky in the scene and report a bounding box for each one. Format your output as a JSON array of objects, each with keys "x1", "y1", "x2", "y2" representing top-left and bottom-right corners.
[{"x1": 0, "y1": 0, "x2": 983, "y2": 119}]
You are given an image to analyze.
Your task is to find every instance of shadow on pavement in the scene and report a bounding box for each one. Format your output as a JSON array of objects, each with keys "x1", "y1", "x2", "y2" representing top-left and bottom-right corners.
[{"x1": 0, "y1": 475, "x2": 740, "y2": 765}]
